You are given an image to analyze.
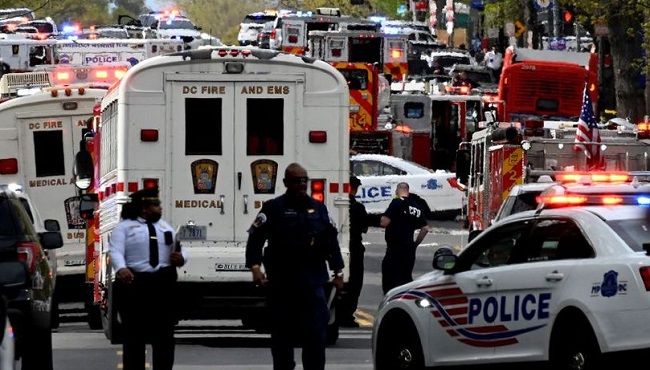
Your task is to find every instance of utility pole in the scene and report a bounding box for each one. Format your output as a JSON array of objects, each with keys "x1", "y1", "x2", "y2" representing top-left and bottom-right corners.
[{"x1": 552, "y1": 0, "x2": 559, "y2": 38}]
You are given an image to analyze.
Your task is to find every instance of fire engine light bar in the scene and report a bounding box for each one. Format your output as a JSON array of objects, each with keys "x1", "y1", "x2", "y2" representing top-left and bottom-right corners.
[
  {"x1": 309, "y1": 130, "x2": 327, "y2": 143},
  {"x1": 140, "y1": 129, "x2": 159, "y2": 142},
  {"x1": 0, "y1": 158, "x2": 18, "y2": 174}
]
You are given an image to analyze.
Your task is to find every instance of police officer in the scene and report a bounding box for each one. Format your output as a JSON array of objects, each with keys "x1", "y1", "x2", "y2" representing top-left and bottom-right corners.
[
  {"x1": 109, "y1": 186, "x2": 188, "y2": 370},
  {"x1": 337, "y1": 175, "x2": 368, "y2": 327},
  {"x1": 380, "y1": 182, "x2": 430, "y2": 294},
  {"x1": 245, "y1": 163, "x2": 345, "y2": 370}
]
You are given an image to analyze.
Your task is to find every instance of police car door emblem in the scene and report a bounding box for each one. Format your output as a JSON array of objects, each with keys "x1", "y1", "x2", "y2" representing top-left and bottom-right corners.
[
  {"x1": 600, "y1": 270, "x2": 619, "y2": 297},
  {"x1": 191, "y1": 159, "x2": 218, "y2": 194}
]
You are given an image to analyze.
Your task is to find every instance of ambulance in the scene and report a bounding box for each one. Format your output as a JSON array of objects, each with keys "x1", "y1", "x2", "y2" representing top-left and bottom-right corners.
[
  {"x1": 71, "y1": 47, "x2": 351, "y2": 343},
  {"x1": 0, "y1": 67, "x2": 123, "y2": 325},
  {"x1": 0, "y1": 34, "x2": 57, "y2": 72},
  {"x1": 53, "y1": 38, "x2": 185, "y2": 67}
]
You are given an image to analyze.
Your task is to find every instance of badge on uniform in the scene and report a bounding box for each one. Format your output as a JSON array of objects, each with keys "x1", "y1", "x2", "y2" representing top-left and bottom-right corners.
[{"x1": 252, "y1": 212, "x2": 267, "y2": 228}]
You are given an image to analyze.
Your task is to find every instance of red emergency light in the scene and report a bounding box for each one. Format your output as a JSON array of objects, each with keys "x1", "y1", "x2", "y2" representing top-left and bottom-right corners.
[
  {"x1": 142, "y1": 178, "x2": 158, "y2": 189},
  {"x1": 390, "y1": 49, "x2": 403, "y2": 59},
  {"x1": 311, "y1": 179, "x2": 325, "y2": 202},
  {"x1": 0, "y1": 158, "x2": 18, "y2": 174}
]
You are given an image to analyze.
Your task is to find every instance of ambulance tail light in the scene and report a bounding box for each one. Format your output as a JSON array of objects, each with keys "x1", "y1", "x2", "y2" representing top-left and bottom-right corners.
[
  {"x1": 142, "y1": 178, "x2": 158, "y2": 189},
  {"x1": 17, "y1": 241, "x2": 39, "y2": 274},
  {"x1": 0, "y1": 158, "x2": 18, "y2": 174},
  {"x1": 288, "y1": 35, "x2": 298, "y2": 43},
  {"x1": 270, "y1": 29, "x2": 277, "y2": 40},
  {"x1": 311, "y1": 179, "x2": 325, "y2": 202},
  {"x1": 638, "y1": 122, "x2": 650, "y2": 139},
  {"x1": 140, "y1": 129, "x2": 159, "y2": 142},
  {"x1": 639, "y1": 266, "x2": 650, "y2": 291},
  {"x1": 309, "y1": 130, "x2": 327, "y2": 143},
  {"x1": 332, "y1": 49, "x2": 341, "y2": 57}
]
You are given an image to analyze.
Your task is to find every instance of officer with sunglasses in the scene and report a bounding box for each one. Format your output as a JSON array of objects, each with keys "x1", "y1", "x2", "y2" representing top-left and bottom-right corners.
[{"x1": 245, "y1": 163, "x2": 345, "y2": 370}]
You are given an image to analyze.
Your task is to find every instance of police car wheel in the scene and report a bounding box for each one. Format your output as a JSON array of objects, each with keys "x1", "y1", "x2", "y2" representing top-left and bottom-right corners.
[
  {"x1": 376, "y1": 314, "x2": 424, "y2": 370},
  {"x1": 549, "y1": 313, "x2": 600, "y2": 370}
]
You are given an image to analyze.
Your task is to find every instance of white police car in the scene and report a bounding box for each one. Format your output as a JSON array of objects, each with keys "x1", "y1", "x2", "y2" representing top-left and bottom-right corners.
[
  {"x1": 373, "y1": 174, "x2": 650, "y2": 369},
  {"x1": 351, "y1": 154, "x2": 462, "y2": 217}
]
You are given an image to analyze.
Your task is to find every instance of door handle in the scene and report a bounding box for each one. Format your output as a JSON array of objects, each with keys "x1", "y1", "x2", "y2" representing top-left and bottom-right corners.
[
  {"x1": 243, "y1": 194, "x2": 249, "y2": 214},
  {"x1": 238, "y1": 172, "x2": 242, "y2": 190},
  {"x1": 219, "y1": 194, "x2": 225, "y2": 215},
  {"x1": 545, "y1": 271, "x2": 564, "y2": 282},
  {"x1": 476, "y1": 276, "x2": 493, "y2": 286}
]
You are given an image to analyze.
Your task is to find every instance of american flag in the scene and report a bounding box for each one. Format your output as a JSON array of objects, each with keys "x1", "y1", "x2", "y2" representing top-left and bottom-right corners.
[{"x1": 574, "y1": 87, "x2": 602, "y2": 170}]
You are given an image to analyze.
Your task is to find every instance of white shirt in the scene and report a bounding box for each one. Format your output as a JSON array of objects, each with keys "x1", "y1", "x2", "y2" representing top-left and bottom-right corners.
[
  {"x1": 484, "y1": 50, "x2": 496, "y2": 69},
  {"x1": 109, "y1": 217, "x2": 189, "y2": 273}
]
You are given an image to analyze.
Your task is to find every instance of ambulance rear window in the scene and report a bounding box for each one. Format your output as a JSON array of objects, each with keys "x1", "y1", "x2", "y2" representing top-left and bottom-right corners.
[
  {"x1": 247, "y1": 98, "x2": 283, "y2": 155},
  {"x1": 33, "y1": 131, "x2": 64, "y2": 177},
  {"x1": 404, "y1": 102, "x2": 424, "y2": 118},
  {"x1": 185, "y1": 98, "x2": 222, "y2": 155},
  {"x1": 338, "y1": 69, "x2": 368, "y2": 90}
]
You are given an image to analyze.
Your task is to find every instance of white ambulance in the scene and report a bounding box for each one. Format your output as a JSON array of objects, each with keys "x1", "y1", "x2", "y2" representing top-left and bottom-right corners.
[
  {"x1": 53, "y1": 38, "x2": 185, "y2": 67},
  {"x1": 72, "y1": 46, "x2": 351, "y2": 343},
  {"x1": 0, "y1": 35, "x2": 57, "y2": 72},
  {"x1": 0, "y1": 72, "x2": 112, "y2": 324}
]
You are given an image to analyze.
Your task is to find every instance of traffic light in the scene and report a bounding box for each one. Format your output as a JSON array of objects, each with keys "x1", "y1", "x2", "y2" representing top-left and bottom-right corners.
[{"x1": 561, "y1": 8, "x2": 575, "y2": 36}]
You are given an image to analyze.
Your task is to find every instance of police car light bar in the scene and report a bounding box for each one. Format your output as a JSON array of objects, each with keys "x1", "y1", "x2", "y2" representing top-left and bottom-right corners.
[{"x1": 555, "y1": 172, "x2": 631, "y2": 184}]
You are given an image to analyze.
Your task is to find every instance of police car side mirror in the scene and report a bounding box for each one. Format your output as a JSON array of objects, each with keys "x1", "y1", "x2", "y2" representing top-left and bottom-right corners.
[{"x1": 432, "y1": 254, "x2": 457, "y2": 271}]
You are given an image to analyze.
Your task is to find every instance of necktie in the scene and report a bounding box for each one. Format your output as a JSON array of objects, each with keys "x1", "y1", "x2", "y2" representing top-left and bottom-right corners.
[{"x1": 146, "y1": 222, "x2": 159, "y2": 267}]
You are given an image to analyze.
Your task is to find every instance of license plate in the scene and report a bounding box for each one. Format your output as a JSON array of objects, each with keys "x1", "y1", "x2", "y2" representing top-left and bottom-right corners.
[
  {"x1": 177, "y1": 225, "x2": 207, "y2": 240},
  {"x1": 215, "y1": 263, "x2": 248, "y2": 271},
  {"x1": 64, "y1": 260, "x2": 84, "y2": 266}
]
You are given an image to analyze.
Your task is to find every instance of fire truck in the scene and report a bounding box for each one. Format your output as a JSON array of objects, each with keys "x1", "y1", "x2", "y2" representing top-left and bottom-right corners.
[
  {"x1": 496, "y1": 46, "x2": 599, "y2": 122},
  {"x1": 273, "y1": 8, "x2": 381, "y2": 56},
  {"x1": 71, "y1": 46, "x2": 351, "y2": 343},
  {"x1": 0, "y1": 65, "x2": 125, "y2": 326},
  {"x1": 459, "y1": 120, "x2": 650, "y2": 231}
]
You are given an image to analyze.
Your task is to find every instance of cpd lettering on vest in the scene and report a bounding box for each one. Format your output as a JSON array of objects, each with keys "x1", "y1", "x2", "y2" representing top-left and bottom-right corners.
[
  {"x1": 358, "y1": 186, "x2": 391, "y2": 199},
  {"x1": 468, "y1": 293, "x2": 551, "y2": 324}
]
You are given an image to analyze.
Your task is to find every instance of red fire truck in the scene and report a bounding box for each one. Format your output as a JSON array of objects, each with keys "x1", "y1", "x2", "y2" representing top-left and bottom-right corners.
[
  {"x1": 496, "y1": 46, "x2": 598, "y2": 122},
  {"x1": 459, "y1": 120, "x2": 650, "y2": 231}
]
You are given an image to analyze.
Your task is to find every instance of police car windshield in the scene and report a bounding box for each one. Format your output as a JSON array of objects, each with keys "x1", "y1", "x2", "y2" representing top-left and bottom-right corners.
[
  {"x1": 605, "y1": 217, "x2": 650, "y2": 252},
  {"x1": 158, "y1": 18, "x2": 196, "y2": 30}
]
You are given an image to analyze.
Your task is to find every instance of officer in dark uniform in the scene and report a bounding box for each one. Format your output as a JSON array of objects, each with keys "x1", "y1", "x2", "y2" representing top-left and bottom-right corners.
[
  {"x1": 109, "y1": 186, "x2": 188, "y2": 370},
  {"x1": 245, "y1": 163, "x2": 345, "y2": 370},
  {"x1": 380, "y1": 182, "x2": 430, "y2": 294},
  {"x1": 337, "y1": 175, "x2": 368, "y2": 327}
]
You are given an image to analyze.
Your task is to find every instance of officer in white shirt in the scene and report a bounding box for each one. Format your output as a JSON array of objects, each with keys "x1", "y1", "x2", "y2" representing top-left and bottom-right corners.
[{"x1": 109, "y1": 186, "x2": 188, "y2": 370}]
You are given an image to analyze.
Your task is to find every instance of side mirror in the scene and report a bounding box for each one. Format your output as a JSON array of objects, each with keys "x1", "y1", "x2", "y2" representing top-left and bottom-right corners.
[
  {"x1": 40, "y1": 231, "x2": 64, "y2": 250},
  {"x1": 432, "y1": 254, "x2": 457, "y2": 271},
  {"x1": 73, "y1": 144, "x2": 93, "y2": 190},
  {"x1": 79, "y1": 193, "x2": 98, "y2": 220},
  {"x1": 455, "y1": 148, "x2": 470, "y2": 185},
  {"x1": 44, "y1": 219, "x2": 60, "y2": 232}
]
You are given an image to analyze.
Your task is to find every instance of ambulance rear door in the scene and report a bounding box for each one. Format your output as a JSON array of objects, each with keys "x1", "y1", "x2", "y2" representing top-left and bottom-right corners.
[
  {"x1": 19, "y1": 114, "x2": 88, "y2": 252},
  {"x1": 281, "y1": 19, "x2": 305, "y2": 54},
  {"x1": 168, "y1": 75, "x2": 300, "y2": 243}
]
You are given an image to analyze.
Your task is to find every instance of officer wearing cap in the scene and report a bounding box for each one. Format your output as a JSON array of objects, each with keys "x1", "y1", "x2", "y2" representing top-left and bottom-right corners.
[
  {"x1": 245, "y1": 162, "x2": 345, "y2": 370},
  {"x1": 109, "y1": 186, "x2": 188, "y2": 370},
  {"x1": 337, "y1": 175, "x2": 368, "y2": 327}
]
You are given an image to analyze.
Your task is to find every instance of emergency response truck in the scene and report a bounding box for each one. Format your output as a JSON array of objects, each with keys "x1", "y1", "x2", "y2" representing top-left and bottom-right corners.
[
  {"x1": 0, "y1": 69, "x2": 116, "y2": 325},
  {"x1": 459, "y1": 120, "x2": 650, "y2": 231},
  {"x1": 53, "y1": 38, "x2": 185, "y2": 67},
  {"x1": 0, "y1": 35, "x2": 57, "y2": 72},
  {"x1": 72, "y1": 46, "x2": 351, "y2": 343},
  {"x1": 496, "y1": 46, "x2": 598, "y2": 122}
]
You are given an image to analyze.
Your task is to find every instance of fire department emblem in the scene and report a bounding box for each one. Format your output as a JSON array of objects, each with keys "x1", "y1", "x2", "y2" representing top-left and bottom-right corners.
[
  {"x1": 191, "y1": 159, "x2": 218, "y2": 194},
  {"x1": 64, "y1": 196, "x2": 86, "y2": 229},
  {"x1": 250, "y1": 159, "x2": 278, "y2": 194}
]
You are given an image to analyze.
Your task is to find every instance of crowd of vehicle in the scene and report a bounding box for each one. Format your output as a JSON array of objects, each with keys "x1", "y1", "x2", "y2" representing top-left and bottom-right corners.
[{"x1": 0, "y1": 3, "x2": 649, "y2": 370}]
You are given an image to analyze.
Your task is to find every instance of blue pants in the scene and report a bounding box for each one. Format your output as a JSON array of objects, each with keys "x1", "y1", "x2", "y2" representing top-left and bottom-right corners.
[{"x1": 268, "y1": 284, "x2": 329, "y2": 370}]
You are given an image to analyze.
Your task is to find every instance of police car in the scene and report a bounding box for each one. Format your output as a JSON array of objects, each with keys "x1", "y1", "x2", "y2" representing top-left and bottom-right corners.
[
  {"x1": 373, "y1": 172, "x2": 650, "y2": 370},
  {"x1": 350, "y1": 154, "x2": 462, "y2": 217}
]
